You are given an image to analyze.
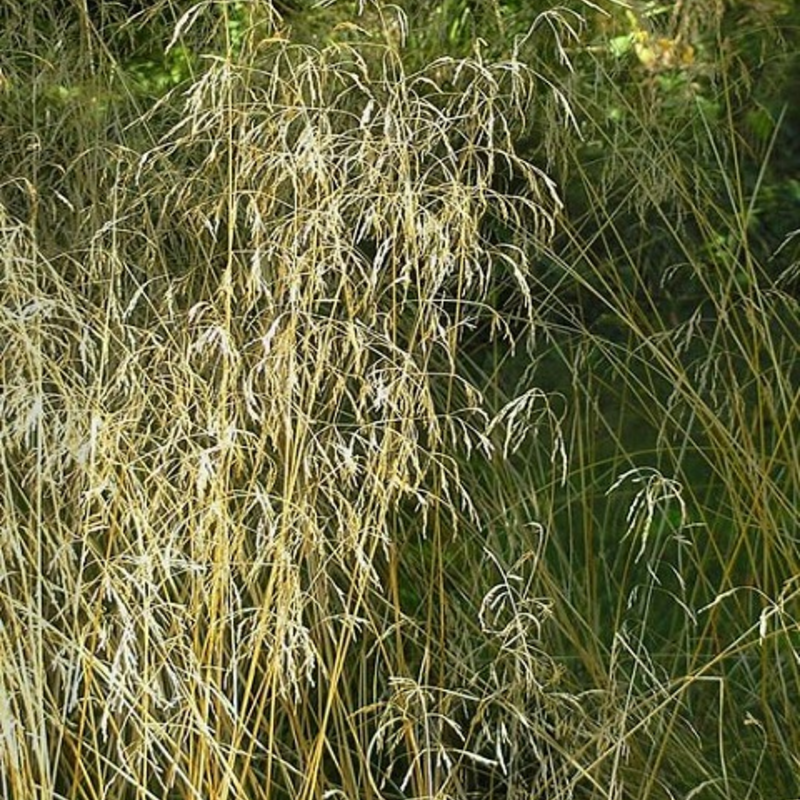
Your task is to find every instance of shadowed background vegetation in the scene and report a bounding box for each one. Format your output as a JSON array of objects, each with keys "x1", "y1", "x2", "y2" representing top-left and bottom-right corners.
[{"x1": 1, "y1": 1, "x2": 798, "y2": 799}]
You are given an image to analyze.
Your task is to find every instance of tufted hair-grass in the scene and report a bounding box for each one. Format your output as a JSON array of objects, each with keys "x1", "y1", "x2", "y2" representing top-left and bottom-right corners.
[
  {"x1": 0, "y1": 2, "x2": 576, "y2": 799},
  {"x1": 2, "y1": 2, "x2": 799, "y2": 799}
]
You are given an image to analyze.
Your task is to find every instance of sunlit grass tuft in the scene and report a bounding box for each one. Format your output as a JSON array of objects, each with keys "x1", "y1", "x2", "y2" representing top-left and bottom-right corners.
[
  {"x1": 1, "y1": 2, "x2": 798, "y2": 800},
  {"x1": 0, "y1": 3, "x2": 577, "y2": 799}
]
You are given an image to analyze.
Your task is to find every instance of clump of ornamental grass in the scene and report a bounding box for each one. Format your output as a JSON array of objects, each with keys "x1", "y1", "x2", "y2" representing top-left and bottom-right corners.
[
  {"x1": 3, "y1": 1, "x2": 798, "y2": 799},
  {"x1": 0, "y1": 2, "x2": 593, "y2": 799}
]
